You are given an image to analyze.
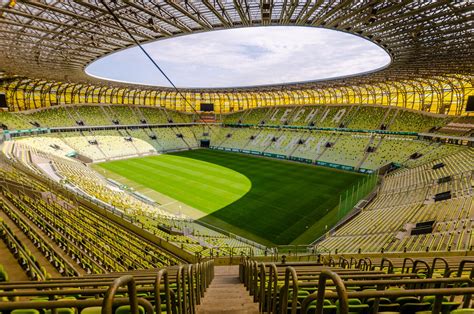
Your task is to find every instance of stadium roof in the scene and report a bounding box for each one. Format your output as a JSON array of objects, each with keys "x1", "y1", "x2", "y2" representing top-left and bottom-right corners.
[{"x1": 0, "y1": 0, "x2": 472, "y2": 92}]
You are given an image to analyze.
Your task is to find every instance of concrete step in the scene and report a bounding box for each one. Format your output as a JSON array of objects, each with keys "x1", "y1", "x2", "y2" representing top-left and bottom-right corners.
[
  {"x1": 200, "y1": 300, "x2": 257, "y2": 307},
  {"x1": 207, "y1": 284, "x2": 245, "y2": 289},
  {"x1": 201, "y1": 289, "x2": 251, "y2": 296},
  {"x1": 197, "y1": 266, "x2": 259, "y2": 314},
  {"x1": 198, "y1": 309, "x2": 259, "y2": 314}
]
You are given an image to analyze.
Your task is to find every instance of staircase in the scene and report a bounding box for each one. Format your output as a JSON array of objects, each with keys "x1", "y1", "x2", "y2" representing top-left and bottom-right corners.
[{"x1": 197, "y1": 266, "x2": 259, "y2": 314}]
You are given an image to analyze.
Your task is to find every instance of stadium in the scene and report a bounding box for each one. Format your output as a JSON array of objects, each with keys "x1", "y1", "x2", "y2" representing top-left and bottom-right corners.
[{"x1": 0, "y1": 1, "x2": 473, "y2": 313}]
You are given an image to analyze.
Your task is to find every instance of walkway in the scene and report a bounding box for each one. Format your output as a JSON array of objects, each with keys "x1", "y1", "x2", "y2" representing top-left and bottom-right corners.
[{"x1": 197, "y1": 265, "x2": 259, "y2": 314}]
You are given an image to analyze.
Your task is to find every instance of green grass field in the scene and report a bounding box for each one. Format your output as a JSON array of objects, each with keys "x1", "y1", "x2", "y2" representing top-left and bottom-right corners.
[{"x1": 96, "y1": 149, "x2": 364, "y2": 245}]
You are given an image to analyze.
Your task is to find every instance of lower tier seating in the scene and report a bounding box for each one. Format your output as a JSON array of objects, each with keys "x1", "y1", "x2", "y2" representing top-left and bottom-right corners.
[
  {"x1": 211, "y1": 127, "x2": 467, "y2": 171},
  {"x1": 318, "y1": 147, "x2": 473, "y2": 254}
]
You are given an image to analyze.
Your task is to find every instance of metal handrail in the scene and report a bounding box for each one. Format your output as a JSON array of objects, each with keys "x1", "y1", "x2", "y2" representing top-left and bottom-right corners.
[
  {"x1": 259, "y1": 262, "x2": 266, "y2": 313},
  {"x1": 252, "y1": 260, "x2": 259, "y2": 301},
  {"x1": 154, "y1": 269, "x2": 172, "y2": 314},
  {"x1": 451, "y1": 259, "x2": 474, "y2": 303},
  {"x1": 402, "y1": 257, "x2": 414, "y2": 273},
  {"x1": 315, "y1": 270, "x2": 348, "y2": 314},
  {"x1": 338, "y1": 256, "x2": 349, "y2": 269},
  {"x1": 380, "y1": 257, "x2": 394, "y2": 274},
  {"x1": 412, "y1": 259, "x2": 431, "y2": 276},
  {"x1": 364, "y1": 257, "x2": 373, "y2": 270},
  {"x1": 177, "y1": 265, "x2": 187, "y2": 314},
  {"x1": 349, "y1": 257, "x2": 357, "y2": 269},
  {"x1": 357, "y1": 258, "x2": 369, "y2": 270},
  {"x1": 457, "y1": 259, "x2": 474, "y2": 279},
  {"x1": 267, "y1": 263, "x2": 278, "y2": 314},
  {"x1": 187, "y1": 264, "x2": 195, "y2": 314},
  {"x1": 430, "y1": 257, "x2": 449, "y2": 278},
  {"x1": 279, "y1": 266, "x2": 299, "y2": 314},
  {"x1": 102, "y1": 275, "x2": 138, "y2": 314}
]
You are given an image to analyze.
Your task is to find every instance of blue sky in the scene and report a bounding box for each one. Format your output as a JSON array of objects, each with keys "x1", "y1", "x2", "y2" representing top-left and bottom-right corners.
[{"x1": 85, "y1": 26, "x2": 391, "y2": 88}]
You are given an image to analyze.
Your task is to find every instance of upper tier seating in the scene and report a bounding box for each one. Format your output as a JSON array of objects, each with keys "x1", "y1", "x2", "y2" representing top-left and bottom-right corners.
[
  {"x1": 0, "y1": 105, "x2": 193, "y2": 130},
  {"x1": 26, "y1": 107, "x2": 77, "y2": 128},
  {"x1": 0, "y1": 111, "x2": 32, "y2": 130},
  {"x1": 139, "y1": 107, "x2": 170, "y2": 124},
  {"x1": 223, "y1": 104, "x2": 450, "y2": 132}
]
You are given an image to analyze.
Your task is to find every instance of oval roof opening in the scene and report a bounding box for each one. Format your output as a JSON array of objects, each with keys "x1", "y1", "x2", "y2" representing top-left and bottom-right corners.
[{"x1": 85, "y1": 26, "x2": 391, "y2": 89}]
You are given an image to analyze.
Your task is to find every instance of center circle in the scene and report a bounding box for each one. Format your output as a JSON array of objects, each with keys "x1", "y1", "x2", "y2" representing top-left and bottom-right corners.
[{"x1": 85, "y1": 26, "x2": 391, "y2": 89}]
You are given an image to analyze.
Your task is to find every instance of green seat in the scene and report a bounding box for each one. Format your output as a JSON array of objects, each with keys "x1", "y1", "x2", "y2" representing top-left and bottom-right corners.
[
  {"x1": 44, "y1": 309, "x2": 75, "y2": 314},
  {"x1": 396, "y1": 297, "x2": 420, "y2": 306},
  {"x1": 440, "y1": 302, "x2": 461, "y2": 314},
  {"x1": 29, "y1": 297, "x2": 50, "y2": 301},
  {"x1": 114, "y1": 305, "x2": 145, "y2": 314},
  {"x1": 450, "y1": 310, "x2": 474, "y2": 314},
  {"x1": 348, "y1": 299, "x2": 362, "y2": 305},
  {"x1": 367, "y1": 298, "x2": 391, "y2": 306},
  {"x1": 80, "y1": 307, "x2": 102, "y2": 314},
  {"x1": 346, "y1": 304, "x2": 369, "y2": 314},
  {"x1": 378, "y1": 304, "x2": 401, "y2": 312},
  {"x1": 335, "y1": 299, "x2": 368, "y2": 314},
  {"x1": 422, "y1": 296, "x2": 449, "y2": 304},
  {"x1": 306, "y1": 305, "x2": 337, "y2": 314},
  {"x1": 43, "y1": 298, "x2": 77, "y2": 314},
  {"x1": 336, "y1": 298, "x2": 362, "y2": 306},
  {"x1": 289, "y1": 289, "x2": 310, "y2": 301},
  {"x1": 308, "y1": 300, "x2": 333, "y2": 307},
  {"x1": 301, "y1": 287, "x2": 316, "y2": 294},
  {"x1": 296, "y1": 291, "x2": 311, "y2": 304},
  {"x1": 400, "y1": 302, "x2": 431, "y2": 314},
  {"x1": 0, "y1": 269, "x2": 9, "y2": 282},
  {"x1": 11, "y1": 310, "x2": 41, "y2": 314}
]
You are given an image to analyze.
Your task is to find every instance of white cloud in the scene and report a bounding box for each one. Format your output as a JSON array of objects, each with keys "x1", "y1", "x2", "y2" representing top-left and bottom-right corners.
[{"x1": 85, "y1": 26, "x2": 391, "y2": 88}]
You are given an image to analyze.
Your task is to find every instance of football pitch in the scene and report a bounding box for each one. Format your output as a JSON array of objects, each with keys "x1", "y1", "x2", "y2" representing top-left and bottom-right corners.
[{"x1": 95, "y1": 149, "x2": 365, "y2": 245}]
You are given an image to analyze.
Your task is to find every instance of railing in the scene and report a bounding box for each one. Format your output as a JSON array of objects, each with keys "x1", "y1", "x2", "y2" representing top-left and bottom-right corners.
[
  {"x1": 241, "y1": 256, "x2": 474, "y2": 314},
  {"x1": 301, "y1": 274, "x2": 474, "y2": 314},
  {"x1": 0, "y1": 260, "x2": 214, "y2": 314}
]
